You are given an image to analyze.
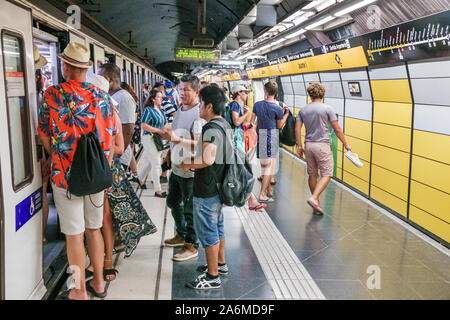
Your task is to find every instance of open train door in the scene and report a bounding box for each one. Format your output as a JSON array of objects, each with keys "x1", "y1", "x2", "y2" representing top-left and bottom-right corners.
[{"x1": 0, "y1": 0, "x2": 45, "y2": 299}]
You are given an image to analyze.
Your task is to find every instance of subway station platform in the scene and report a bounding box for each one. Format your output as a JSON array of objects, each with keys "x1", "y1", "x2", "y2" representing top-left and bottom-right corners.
[{"x1": 58, "y1": 149, "x2": 450, "y2": 300}]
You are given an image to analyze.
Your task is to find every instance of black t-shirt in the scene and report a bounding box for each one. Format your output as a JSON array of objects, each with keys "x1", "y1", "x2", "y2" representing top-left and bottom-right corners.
[{"x1": 193, "y1": 117, "x2": 233, "y2": 198}]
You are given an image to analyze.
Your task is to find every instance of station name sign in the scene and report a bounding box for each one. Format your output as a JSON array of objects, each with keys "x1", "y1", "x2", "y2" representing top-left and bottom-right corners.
[{"x1": 175, "y1": 48, "x2": 220, "y2": 62}]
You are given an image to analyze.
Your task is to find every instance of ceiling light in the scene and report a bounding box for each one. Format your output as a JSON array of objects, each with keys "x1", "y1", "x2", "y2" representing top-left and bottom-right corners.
[
  {"x1": 305, "y1": 15, "x2": 335, "y2": 30},
  {"x1": 283, "y1": 10, "x2": 305, "y2": 22},
  {"x1": 303, "y1": 0, "x2": 325, "y2": 10},
  {"x1": 316, "y1": 0, "x2": 336, "y2": 11},
  {"x1": 272, "y1": 38, "x2": 286, "y2": 46},
  {"x1": 285, "y1": 28, "x2": 307, "y2": 39},
  {"x1": 334, "y1": 0, "x2": 378, "y2": 17},
  {"x1": 219, "y1": 60, "x2": 242, "y2": 65},
  {"x1": 293, "y1": 16, "x2": 309, "y2": 25}
]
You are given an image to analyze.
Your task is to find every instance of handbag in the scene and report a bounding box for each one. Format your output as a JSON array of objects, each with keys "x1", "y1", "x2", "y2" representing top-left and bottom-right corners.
[{"x1": 152, "y1": 132, "x2": 170, "y2": 151}]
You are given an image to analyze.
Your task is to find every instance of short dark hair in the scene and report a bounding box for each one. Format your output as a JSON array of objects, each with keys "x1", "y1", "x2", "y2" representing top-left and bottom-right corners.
[
  {"x1": 209, "y1": 83, "x2": 219, "y2": 88},
  {"x1": 181, "y1": 74, "x2": 200, "y2": 90},
  {"x1": 153, "y1": 82, "x2": 164, "y2": 90},
  {"x1": 99, "y1": 63, "x2": 120, "y2": 80},
  {"x1": 264, "y1": 81, "x2": 278, "y2": 97},
  {"x1": 199, "y1": 85, "x2": 227, "y2": 115}
]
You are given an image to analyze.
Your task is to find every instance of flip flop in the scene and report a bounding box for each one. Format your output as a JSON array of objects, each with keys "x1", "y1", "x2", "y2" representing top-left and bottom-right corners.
[
  {"x1": 85, "y1": 268, "x2": 94, "y2": 280},
  {"x1": 258, "y1": 197, "x2": 274, "y2": 204},
  {"x1": 307, "y1": 199, "x2": 324, "y2": 215},
  {"x1": 249, "y1": 203, "x2": 267, "y2": 211},
  {"x1": 103, "y1": 268, "x2": 119, "y2": 282},
  {"x1": 113, "y1": 246, "x2": 125, "y2": 255},
  {"x1": 86, "y1": 281, "x2": 107, "y2": 299}
]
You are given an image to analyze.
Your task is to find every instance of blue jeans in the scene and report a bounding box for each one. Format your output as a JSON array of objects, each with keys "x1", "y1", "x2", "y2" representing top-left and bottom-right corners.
[{"x1": 193, "y1": 195, "x2": 224, "y2": 248}]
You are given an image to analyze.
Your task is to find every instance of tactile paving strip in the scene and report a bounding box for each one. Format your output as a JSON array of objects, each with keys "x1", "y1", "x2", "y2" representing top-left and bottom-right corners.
[{"x1": 235, "y1": 206, "x2": 326, "y2": 300}]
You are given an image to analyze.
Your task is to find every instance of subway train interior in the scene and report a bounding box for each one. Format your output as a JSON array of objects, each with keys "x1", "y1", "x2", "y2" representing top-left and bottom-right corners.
[{"x1": 0, "y1": 0, "x2": 449, "y2": 302}]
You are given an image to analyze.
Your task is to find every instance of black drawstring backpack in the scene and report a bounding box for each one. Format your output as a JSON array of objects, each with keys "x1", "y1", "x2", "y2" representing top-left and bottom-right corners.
[{"x1": 67, "y1": 131, "x2": 113, "y2": 197}]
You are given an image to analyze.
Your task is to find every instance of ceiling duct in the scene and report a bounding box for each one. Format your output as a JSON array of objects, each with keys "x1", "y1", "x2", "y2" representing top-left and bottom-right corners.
[{"x1": 193, "y1": 0, "x2": 214, "y2": 47}]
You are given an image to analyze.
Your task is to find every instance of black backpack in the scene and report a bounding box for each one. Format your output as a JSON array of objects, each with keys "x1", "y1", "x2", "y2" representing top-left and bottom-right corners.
[
  {"x1": 67, "y1": 131, "x2": 113, "y2": 197},
  {"x1": 209, "y1": 119, "x2": 255, "y2": 207},
  {"x1": 280, "y1": 109, "x2": 296, "y2": 146}
]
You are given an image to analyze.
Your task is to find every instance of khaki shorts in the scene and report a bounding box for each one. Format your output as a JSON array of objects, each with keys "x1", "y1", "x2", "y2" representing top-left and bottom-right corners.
[
  {"x1": 304, "y1": 142, "x2": 334, "y2": 177},
  {"x1": 52, "y1": 184, "x2": 104, "y2": 235}
]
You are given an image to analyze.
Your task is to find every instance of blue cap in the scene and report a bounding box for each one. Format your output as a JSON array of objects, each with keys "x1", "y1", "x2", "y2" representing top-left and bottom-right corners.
[{"x1": 165, "y1": 80, "x2": 173, "y2": 88}]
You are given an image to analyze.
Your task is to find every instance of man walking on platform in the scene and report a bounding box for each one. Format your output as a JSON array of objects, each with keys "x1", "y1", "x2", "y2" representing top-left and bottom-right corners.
[
  {"x1": 161, "y1": 75, "x2": 205, "y2": 262},
  {"x1": 38, "y1": 42, "x2": 117, "y2": 299},
  {"x1": 295, "y1": 82, "x2": 351, "y2": 215}
]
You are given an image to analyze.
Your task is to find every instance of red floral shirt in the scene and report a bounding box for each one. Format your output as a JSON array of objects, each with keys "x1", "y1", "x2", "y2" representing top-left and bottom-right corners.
[{"x1": 38, "y1": 80, "x2": 117, "y2": 189}]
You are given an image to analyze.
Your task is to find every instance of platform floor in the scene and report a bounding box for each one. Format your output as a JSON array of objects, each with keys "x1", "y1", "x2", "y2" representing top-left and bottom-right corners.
[{"x1": 59, "y1": 150, "x2": 450, "y2": 300}]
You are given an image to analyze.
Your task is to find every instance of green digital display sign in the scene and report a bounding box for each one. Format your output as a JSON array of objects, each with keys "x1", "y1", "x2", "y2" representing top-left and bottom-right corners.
[{"x1": 175, "y1": 48, "x2": 220, "y2": 62}]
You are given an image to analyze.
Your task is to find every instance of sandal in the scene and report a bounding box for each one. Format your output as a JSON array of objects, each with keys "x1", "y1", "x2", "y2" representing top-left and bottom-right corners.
[
  {"x1": 155, "y1": 191, "x2": 167, "y2": 198},
  {"x1": 307, "y1": 199, "x2": 324, "y2": 215},
  {"x1": 59, "y1": 289, "x2": 86, "y2": 300},
  {"x1": 85, "y1": 268, "x2": 94, "y2": 280},
  {"x1": 113, "y1": 246, "x2": 125, "y2": 255},
  {"x1": 103, "y1": 268, "x2": 119, "y2": 282},
  {"x1": 86, "y1": 281, "x2": 107, "y2": 298},
  {"x1": 249, "y1": 203, "x2": 267, "y2": 211},
  {"x1": 258, "y1": 197, "x2": 274, "y2": 203}
]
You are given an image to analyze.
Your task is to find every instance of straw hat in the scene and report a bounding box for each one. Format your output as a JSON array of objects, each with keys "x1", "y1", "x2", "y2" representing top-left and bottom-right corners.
[
  {"x1": 33, "y1": 45, "x2": 48, "y2": 70},
  {"x1": 57, "y1": 42, "x2": 92, "y2": 69}
]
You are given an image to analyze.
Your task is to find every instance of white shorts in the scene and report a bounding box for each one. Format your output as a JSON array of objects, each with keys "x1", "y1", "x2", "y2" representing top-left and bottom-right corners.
[{"x1": 52, "y1": 184, "x2": 104, "y2": 235}]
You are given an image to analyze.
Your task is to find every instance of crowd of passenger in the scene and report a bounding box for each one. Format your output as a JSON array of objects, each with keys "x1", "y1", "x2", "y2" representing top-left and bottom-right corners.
[{"x1": 36, "y1": 41, "x2": 352, "y2": 299}]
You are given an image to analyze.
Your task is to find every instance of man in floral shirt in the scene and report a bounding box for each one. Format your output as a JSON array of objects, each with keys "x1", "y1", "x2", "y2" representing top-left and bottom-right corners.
[{"x1": 38, "y1": 42, "x2": 116, "y2": 300}]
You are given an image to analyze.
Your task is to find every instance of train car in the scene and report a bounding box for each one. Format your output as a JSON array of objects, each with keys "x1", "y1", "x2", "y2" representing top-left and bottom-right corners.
[{"x1": 0, "y1": 0, "x2": 165, "y2": 300}]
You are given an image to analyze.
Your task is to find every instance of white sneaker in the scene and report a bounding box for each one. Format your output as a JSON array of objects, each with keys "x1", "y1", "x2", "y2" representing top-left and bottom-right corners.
[{"x1": 345, "y1": 152, "x2": 363, "y2": 168}]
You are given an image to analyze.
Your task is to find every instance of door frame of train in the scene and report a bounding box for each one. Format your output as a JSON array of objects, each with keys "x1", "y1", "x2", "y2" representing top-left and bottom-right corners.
[
  {"x1": 0, "y1": 0, "x2": 46, "y2": 299},
  {"x1": 1, "y1": 160, "x2": 5, "y2": 299}
]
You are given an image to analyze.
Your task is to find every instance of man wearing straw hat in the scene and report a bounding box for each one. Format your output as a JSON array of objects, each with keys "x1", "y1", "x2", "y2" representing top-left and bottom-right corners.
[{"x1": 38, "y1": 42, "x2": 117, "y2": 299}]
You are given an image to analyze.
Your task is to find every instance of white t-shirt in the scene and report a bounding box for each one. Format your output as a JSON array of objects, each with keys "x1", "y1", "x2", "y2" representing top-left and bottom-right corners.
[
  {"x1": 170, "y1": 103, "x2": 206, "y2": 178},
  {"x1": 112, "y1": 89, "x2": 136, "y2": 124}
]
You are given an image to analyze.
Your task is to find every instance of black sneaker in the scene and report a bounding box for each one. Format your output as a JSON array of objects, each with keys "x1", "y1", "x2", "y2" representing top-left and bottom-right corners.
[
  {"x1": 186, "y1": 273, "x2": 221, "y2": 290},
  {"x1": 196, "y1": 263, "x2": 229, "y2": 275}
]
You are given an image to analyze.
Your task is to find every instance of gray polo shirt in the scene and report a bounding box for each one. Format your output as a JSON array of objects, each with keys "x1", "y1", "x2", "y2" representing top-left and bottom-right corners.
[
  {"x1": 170, "y1": 103, "x2": 205, "y2": 178},
  {"x1": 296, "y1": 102, "x2": 337, "y2": 143}
]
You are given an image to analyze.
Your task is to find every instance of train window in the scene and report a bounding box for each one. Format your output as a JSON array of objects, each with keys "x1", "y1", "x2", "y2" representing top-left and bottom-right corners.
[{"x1": 1, "y1": 33, "x2": 33, "y2": 190}]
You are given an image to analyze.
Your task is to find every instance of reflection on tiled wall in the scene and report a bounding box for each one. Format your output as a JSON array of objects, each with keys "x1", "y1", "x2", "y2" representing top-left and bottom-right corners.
[
  {"x1": 408, "y1": 60, "x2": 450, "y2": 243},
  {"x1": 369, "y1": 64, "x2": 412, "y2": 218},
  {"x1": 341, "y1": 68, "x2": 373, "y2": 195}
]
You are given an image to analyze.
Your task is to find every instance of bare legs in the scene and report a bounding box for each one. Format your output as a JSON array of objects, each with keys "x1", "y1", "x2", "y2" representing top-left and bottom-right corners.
[
  {"x1": 307, "y1": 175, "x2": 332, "y2": 210},
  {"x1": 205, "y1": 238, "x2": 225, "y2": 276},
  {"x1": 258, "y1": 159, "x2": 276, "y2": 201},
  {"x1": 66, "y1": 233, "x2": 88, "y2": 300},
  {"x1": 85, "y1": 228, "x2": 105, "y2": 294}
]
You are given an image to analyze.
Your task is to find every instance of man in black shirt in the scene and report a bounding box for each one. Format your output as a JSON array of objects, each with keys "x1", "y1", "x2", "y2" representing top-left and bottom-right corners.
[{"x1": 181, "y1": 86, "x2": 231, "y2": 290}]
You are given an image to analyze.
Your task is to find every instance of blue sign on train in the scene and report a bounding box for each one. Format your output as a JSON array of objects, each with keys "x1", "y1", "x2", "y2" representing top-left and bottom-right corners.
[{"x1": 16, "y1": 188, "x2": 42, "y2": 231}]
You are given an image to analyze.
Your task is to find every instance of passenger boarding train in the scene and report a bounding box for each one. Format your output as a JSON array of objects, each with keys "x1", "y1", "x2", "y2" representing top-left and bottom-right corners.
[{"x1": 0, "y1": 0, "x2": 166, "y2": 299}]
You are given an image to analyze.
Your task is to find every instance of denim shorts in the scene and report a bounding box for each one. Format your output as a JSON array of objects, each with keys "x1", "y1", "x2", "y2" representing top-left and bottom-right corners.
[{"x1": 193, "y1": 195, "x2": 224, "y2": 248}]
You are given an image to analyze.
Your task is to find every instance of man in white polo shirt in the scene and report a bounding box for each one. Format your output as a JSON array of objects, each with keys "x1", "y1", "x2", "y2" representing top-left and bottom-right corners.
[{"x1": 99, "y1": 63, "x2": 136, "y2": 168}]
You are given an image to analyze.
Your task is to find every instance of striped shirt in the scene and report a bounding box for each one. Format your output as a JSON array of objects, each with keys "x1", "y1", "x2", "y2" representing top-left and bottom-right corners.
[
  {"x1": 141, "y1": 106, "x2": 167, "y2": 136},
  {"x1": 160, "y1": 97, "x2": 177, "y2": 123}
]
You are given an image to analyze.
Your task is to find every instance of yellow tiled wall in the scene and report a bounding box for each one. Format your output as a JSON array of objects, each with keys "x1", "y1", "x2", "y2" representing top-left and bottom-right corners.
[
  {"x1": 262, "y1": 60, "x2": 450, "y2": 244},
  {"x1": 369, "y1": 68, "x2": 413, "y2": 218}
]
